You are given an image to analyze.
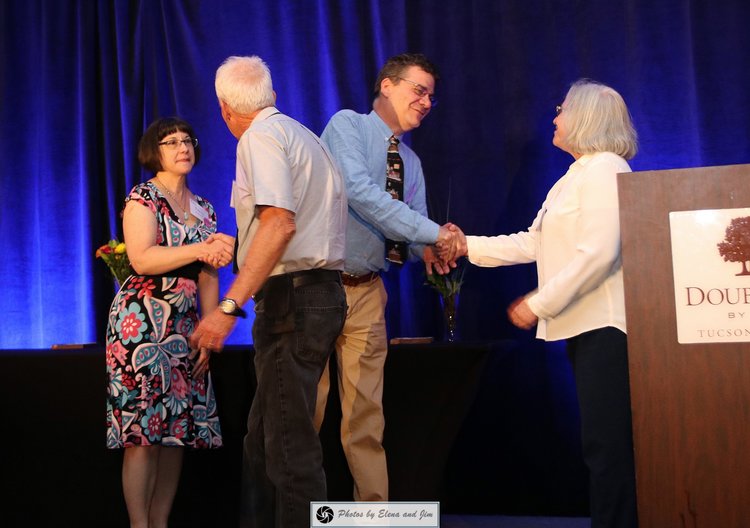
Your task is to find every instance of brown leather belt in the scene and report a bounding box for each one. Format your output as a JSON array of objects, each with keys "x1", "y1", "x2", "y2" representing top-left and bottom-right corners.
[{"x1": 341, "y1": 271, "x2": 379, "y2": 287}]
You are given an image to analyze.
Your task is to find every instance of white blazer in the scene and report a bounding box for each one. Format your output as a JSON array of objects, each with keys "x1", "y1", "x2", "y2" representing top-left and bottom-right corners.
[{"x1": 466, "y1": 152, "x2": 630, "y2": 341}]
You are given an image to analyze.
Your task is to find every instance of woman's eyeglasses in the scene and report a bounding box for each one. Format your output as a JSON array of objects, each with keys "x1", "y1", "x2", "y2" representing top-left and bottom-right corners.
[{"x1": 158, "y1": 137, "x2": 198, "y2": 149}]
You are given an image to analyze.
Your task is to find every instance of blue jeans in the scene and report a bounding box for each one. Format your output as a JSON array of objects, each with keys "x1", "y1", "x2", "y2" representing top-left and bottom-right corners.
[{"x1": 240, "y1": 271, "x2": 346, "y2": 528}]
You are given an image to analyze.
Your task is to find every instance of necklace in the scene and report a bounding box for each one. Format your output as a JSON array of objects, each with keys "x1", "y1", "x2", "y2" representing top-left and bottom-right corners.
[{"x1": 155, "y1": 177, "x2": 190, "y2": 222}]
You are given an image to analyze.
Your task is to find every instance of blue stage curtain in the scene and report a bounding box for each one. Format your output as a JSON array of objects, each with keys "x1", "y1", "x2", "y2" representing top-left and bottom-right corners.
[{"x1": 2, "y1": 0, "x2": 750, "y2": 348}]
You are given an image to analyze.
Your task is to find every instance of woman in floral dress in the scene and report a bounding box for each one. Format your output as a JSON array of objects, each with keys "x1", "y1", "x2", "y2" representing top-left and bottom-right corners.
[{"x1": 106, "y1": 117, "x2": 234, "y2": 528}]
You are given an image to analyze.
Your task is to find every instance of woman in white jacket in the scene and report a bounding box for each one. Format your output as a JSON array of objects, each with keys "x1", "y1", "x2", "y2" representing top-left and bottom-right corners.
[{"x1": 454, "y1": 79, "x2": 639, "y2": 528}]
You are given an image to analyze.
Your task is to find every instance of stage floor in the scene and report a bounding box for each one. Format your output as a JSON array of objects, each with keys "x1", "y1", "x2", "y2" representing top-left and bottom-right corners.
[{"x1": 443, "y1": 515, "x2": 590, "y2": 528}]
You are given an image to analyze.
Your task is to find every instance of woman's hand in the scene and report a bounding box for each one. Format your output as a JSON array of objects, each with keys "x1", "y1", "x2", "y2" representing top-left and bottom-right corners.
[
  {"x1": 198, "y1": 233, "x2": 235, "y2": 268},
  {"x1": 507, "y1": 296, "x2": 538, "y2": 330},
  {"x1": 435, "y1": 223, "x2": 468, "y2": 265}
]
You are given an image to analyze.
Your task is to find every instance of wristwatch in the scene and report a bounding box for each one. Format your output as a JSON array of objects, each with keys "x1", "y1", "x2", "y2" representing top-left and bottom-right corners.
[{"x1": 218, "y1": 297, "x2": 247, "y2": 318}]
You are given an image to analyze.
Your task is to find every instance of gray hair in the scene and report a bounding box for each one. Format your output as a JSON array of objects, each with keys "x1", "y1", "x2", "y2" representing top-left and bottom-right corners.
[
  {"x1": 562, "y1": 79, "x2": 638, "y2": 160},
  {"x1": 215, "y1": 55, "x2": 275, "y2": 114}
]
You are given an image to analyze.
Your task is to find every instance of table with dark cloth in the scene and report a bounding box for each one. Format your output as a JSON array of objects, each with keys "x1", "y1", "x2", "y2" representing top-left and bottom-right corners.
[
  {"x1": 320, "y1": 340, "x2": 505, "y2": 500},
  {"x1": 0, "y1": 340, "x2": 509, "y2": 526}
]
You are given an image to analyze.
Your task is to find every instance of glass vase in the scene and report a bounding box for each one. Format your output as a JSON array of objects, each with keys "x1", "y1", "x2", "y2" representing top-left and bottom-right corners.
[{"x1": 440, "y1": 293, "x2": 460, "y2": 342}]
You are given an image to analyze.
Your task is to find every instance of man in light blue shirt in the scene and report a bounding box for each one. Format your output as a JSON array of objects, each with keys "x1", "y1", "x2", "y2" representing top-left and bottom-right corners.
[{"x1": 315, "y1": 53, "x2": 456, "y2": 501}]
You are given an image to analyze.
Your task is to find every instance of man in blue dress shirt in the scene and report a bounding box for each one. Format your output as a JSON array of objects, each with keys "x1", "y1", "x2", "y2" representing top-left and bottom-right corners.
[{"x1": 315, "y1": 53, "x2": 456, "y2": 501}]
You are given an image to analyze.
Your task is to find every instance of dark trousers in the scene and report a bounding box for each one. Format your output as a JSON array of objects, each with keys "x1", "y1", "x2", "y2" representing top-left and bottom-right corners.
[
  {"x1": 239, "y1": 271, "x2": 346, "y2": 528},
  {"x1": 567, "y1": 327, "x2": 638, "y2": 528}
]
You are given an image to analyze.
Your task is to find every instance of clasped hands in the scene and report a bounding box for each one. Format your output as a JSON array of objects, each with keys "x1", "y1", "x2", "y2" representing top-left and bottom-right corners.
[
  {"x1": 425, "y1": 223, "x2": 468, "y2": 275},
  {"x1": 429, "y1": 224, "x2": 539, "y2": 331},
  {"x1": 186, "y1": 232, "x2": 235, "y2": 373},
  {"x1": 198, "y1": 232, "x2": 235, "y2": 268}
]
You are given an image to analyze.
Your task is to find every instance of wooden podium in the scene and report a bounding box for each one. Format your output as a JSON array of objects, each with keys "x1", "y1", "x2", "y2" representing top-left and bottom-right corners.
[{"x1": 618, "y1": 164, "x2": 750, "y2": 527}]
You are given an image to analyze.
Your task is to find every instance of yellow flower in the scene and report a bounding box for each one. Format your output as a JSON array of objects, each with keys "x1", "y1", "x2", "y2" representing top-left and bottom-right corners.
[{"x1": 96, "y1": 238, "x2": 133, "y2": 284}]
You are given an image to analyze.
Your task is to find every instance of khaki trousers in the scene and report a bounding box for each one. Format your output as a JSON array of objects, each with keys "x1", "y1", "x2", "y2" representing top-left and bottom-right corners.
[{"x1": 314, "y1": 276, "x2": 389, "y2": 501}]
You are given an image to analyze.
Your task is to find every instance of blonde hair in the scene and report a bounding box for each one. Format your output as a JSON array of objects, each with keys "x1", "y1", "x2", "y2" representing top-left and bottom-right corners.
[
  {"x1": 562, "y1": 79, "x2": 638, "y2": 160},
  {"x1": 215, "y1": 55, "x2": 275, "y2": 114}
]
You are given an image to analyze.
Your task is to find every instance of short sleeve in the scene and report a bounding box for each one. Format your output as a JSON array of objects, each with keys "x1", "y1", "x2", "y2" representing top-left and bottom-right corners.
[{"x1": 124, "y1": 183, "x2": 158, "y2": 215}]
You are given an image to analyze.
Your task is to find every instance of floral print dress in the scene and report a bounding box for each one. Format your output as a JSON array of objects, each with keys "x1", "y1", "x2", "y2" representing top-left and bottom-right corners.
[{"x1": 106, "y1": 182, "x2": 222, "y2": 449}]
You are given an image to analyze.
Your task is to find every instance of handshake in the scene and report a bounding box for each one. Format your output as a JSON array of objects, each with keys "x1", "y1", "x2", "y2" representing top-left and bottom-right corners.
[
  {"x1": 198, "y1": 232, "x2": 236, "y2": 269},
  {"x1": 426, "y1": 223, "x2": 468, "y2": 275}
]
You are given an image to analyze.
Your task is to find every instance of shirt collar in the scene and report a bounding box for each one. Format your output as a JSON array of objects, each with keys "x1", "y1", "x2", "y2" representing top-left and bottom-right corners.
[
  {"x1": 251, "y1": 106, "x2": 281, "y2": 127},
  {"x1": 368, "y1": 110, "x2": 400, "y2": 143},
  {"x1": 570, "y1": 153, "x2": 595, "y2": 170}
]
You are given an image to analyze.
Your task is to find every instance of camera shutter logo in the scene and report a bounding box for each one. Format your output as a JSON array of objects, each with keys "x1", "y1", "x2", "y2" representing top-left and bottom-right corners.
[{"x1": 316, "y1": 505, "x2": 334, "y2": 524}]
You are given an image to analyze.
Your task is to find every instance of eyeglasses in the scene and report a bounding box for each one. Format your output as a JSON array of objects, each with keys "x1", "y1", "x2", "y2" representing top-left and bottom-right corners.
[
  {"x1": 555, "y1": 105, "x2": 563, "y2": 116},
  {"x1": 396, "y1": 77, "x2": 438, "y2": 106},
  {"x1": 158, "y1": 137, "x2": 198, "y2": 149}
]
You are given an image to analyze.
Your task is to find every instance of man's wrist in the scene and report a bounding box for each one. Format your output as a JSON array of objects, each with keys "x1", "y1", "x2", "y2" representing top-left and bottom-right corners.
[{"x1": 218, "y1": 297, "x2": 247, "y2": 318}]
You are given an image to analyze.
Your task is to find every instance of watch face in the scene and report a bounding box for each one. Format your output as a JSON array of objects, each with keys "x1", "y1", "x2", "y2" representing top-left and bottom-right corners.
[{"x1": 219, "y1": 299, "x2": 236, "y2": 314}]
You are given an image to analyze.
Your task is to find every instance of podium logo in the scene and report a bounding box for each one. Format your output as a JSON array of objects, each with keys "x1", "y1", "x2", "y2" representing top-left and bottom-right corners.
[
  {"x1": 316, "y1": 505, "x2": 334, "y2": 524},
  {"x1": 718, "y1": 216, "x2": 750, "y2": 276}
]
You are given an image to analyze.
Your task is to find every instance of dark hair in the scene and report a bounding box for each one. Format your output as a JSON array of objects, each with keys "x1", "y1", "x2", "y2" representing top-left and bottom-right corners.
[
  {"x1": 137, "y1": 117, "x2": 201, "y2": 173},
  {"x1": 373, "y1": 53, "x2": 440, "y2": 96}
]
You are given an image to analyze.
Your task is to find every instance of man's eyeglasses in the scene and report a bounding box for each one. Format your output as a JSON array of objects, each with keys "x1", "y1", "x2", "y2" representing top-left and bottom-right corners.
[
  {"x1": 397, "y1": 77, "x2": 438, "y2": 106},
  {"x1": 158, "y1": 137, "x2": 198, "y2": 149},
  {"x1": 555, "y1": 105, "x2": 563, "y2": 116}
]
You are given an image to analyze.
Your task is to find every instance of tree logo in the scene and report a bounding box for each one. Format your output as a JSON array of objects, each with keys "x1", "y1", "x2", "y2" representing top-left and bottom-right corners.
[
  {"x1": 316, "y1": 505, "x2": 334, "y2": 524},
  {"x1": 717, "y1": 216, "x2": 750, "y2": 275}
]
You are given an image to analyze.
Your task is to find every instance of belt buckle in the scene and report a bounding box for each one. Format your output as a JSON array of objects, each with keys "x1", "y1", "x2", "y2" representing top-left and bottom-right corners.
[{"x1": 342, "y1": 272, "x2": 375, "y2": 286}]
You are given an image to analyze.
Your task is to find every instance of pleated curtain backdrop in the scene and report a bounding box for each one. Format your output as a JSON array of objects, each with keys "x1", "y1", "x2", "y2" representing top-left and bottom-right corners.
[{"x1": 1, "y1": 0, "x2": 750, "y2": 349}]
